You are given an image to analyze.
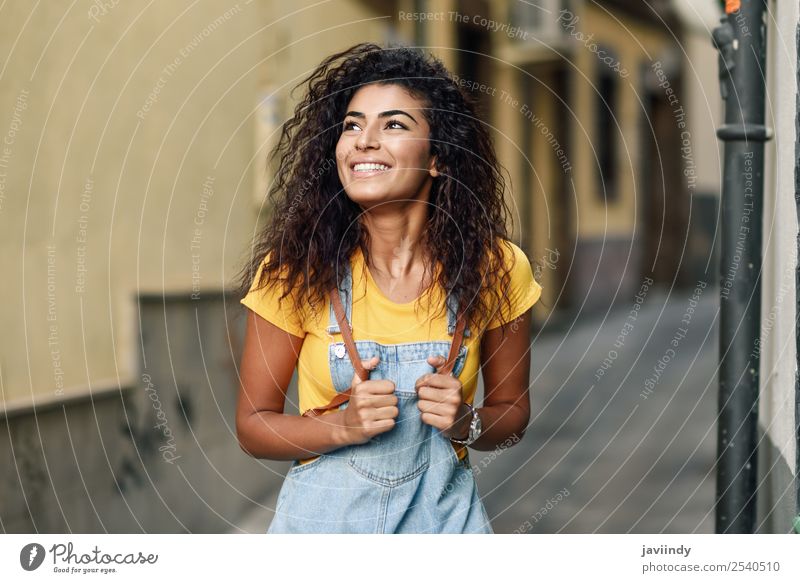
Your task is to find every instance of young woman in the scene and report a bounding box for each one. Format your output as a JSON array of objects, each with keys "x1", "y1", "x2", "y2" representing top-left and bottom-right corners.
[{"x1": 236, "y1": 42, "x2": 542, "y2": 533}]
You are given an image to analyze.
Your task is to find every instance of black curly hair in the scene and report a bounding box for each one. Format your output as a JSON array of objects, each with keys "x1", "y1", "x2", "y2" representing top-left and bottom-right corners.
[{"x1": 237, "y1": 42, "x2": 519, "y2": 335}]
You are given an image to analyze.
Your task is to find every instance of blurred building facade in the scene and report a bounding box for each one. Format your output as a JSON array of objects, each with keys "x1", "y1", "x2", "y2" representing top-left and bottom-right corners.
[
  {"x1": 0, "y1": 0, "x2": 399, "y2": 533},
  {"x1": 449, "y1": 0, "x2": 722, "y2": 314},
  {"x1": 1, "y1": 0, "x2": 723, "y2": 532}
]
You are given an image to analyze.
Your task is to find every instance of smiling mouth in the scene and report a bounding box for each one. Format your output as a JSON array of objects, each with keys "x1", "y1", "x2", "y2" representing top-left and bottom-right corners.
[{"x1": 351, "y1": 162, "x2": 392, "y2": 177}]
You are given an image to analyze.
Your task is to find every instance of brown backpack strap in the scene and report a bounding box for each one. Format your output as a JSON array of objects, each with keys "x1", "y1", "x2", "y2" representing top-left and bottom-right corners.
[
  {"x1": 329, "y1": 286, "x2": 369, "y2": 381},
  {"x1": 302, "y1": 287, "x2": 365, "y2": 418},
  {"x1": 302, "y1": 287, "x2": 467, "y2": 417},
  {"x1": 437, "y1": 301, "x2": 466, "y2": 376},
  {"x1": 302, "y1": 389, "x2": 352, "y2": 418}
]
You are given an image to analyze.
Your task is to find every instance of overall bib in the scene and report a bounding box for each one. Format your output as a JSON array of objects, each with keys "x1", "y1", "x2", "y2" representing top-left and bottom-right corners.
[{"x1": 267, "y1": 260, "x2": 493, "y2": 533}]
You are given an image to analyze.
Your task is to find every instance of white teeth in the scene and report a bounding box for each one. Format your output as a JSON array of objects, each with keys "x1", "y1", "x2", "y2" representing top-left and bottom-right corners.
[{"x1": 353, "y1": 163, "x2": 390, "y2": 172}]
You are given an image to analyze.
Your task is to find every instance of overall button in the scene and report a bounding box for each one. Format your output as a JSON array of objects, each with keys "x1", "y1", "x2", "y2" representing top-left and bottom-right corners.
[{"x1": 334, "y1": 345, "x2": 346, "y2": 359}]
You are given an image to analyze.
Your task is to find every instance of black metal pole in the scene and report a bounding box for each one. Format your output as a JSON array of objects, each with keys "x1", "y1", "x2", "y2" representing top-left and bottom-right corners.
[{"x1": 712, "y1": 0, "x2": 771, "y2": 534}]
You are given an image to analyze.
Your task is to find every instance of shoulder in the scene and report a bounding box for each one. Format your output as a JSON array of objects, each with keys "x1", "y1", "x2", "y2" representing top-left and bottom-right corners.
[
  {"x1": 495, "y1": 239, "x2": 528, "y2": 270},
  {"x1": 240, "y1": 251, "x2": 308, "y2": 337},
  {"x1": 492, "y1": 240, "x2": 535, "y2": 290},
  {"x1": 483, "y1": 240, "x2": 542, "y2": 331}
]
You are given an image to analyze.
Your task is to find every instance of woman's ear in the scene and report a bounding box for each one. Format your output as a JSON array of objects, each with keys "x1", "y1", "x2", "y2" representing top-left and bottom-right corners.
[{"x1": 428, "y1": 155, "x2": 439, "y2": 178}]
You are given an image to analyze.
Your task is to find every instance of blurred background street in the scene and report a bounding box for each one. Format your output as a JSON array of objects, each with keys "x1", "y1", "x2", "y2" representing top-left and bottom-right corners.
[{"x1": 2, "y1": 0, "x2": 797, "y2": 534}]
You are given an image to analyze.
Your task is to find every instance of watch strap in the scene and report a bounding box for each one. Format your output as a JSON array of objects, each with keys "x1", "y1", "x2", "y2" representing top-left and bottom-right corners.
[{"x1": 450, "y1": 403, "x2": 479, "y2": 445}]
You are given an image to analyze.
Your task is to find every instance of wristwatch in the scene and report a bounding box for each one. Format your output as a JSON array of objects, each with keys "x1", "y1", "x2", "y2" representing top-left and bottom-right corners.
[{"x1": 450, "y1": 403, "x2": 482, "y2": 446}]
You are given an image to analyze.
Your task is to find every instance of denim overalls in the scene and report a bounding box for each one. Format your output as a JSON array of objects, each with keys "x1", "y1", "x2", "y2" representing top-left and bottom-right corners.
[{"x1": 267, "y1": 260, "x2": 493, "y2": 533}]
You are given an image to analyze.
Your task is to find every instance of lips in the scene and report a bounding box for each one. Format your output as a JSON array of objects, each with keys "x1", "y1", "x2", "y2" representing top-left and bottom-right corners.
[
  {"x1": 353, "y1": 162, "x2": 390, "y2": 172},
  {"x1": 349, "y1": 160, "x2": 392, "y2": 178}
]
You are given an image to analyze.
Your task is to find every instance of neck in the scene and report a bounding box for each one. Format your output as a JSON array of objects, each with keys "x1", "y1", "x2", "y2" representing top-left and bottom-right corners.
[{"x1": 360, "y1": 201, "x2": 429, "y2": 279}]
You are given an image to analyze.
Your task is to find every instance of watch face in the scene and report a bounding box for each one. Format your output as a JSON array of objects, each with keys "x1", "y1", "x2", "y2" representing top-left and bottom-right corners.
[{"x1": 470, "y1": 412, "x2": 482, "y2": 440}]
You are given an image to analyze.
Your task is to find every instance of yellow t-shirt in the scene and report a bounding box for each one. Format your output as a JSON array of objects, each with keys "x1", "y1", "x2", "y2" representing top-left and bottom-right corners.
[{"x1": 241, "y1": 240, "x2": 543, "y2": 462}]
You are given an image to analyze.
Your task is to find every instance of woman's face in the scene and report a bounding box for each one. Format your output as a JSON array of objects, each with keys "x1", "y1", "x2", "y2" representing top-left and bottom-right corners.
[{"x1": 335, "y1": 83, "x2": 438, "y2": 207}]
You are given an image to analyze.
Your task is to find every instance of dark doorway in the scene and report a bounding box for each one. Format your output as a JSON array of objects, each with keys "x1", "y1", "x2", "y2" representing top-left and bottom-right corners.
[{"x1": 639, "y1": 66, "x2": 688, "y2": 286}]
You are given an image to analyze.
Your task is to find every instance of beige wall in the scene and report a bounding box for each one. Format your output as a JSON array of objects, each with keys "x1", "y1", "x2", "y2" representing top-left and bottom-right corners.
[
  {"x1": 683, "y1": 32, "x2": 723, "y2": 195},
  {"x1": 0, "y1": 0, "x2": 394, "y2": 405},
  {"x1": 571, "y1": 3, "x2": 673, "y2": 239}
]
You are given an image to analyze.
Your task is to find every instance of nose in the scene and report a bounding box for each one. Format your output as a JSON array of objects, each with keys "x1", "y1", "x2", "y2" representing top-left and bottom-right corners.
[{"x1": 355, "y1": 121, "x2": 379, "y2": 151}]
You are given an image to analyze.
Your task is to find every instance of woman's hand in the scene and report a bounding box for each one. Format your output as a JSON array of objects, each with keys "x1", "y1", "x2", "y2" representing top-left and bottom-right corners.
[
  {"x1": 339, "y1": 356, "x2": 399, "y2": 445},
  {"x1": 415, "y1": 354, "x2": 472, "y2": 440}
]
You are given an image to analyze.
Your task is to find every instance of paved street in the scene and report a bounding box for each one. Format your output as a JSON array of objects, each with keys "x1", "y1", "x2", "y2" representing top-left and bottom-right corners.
[
  {"x1": 477, "y1": 285, "x2": 718, "y2": 533},
  {"x1": 231, "y1": 285, "x2": 719, "y2": 534}
]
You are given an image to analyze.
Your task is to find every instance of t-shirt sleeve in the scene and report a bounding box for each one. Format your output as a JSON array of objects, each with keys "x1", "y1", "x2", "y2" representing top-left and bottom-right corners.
[
  {"x1": 240, "y1": 257, "x2": 306, "y2": 338},
  {"x1": 485, "y1": 241, "x2": 543, "y2": 331}
]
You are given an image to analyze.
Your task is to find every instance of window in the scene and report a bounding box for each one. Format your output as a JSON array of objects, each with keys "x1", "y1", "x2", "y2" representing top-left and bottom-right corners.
[
  {"x1": 413, "y1": 0, "x2": 425, "y2": 46},
  {"x1": 596, "y1": 61, "x2": 618, "y2": 202},
  {"x1": 509, "y1": 0, "x2": 573, "y2": 43}
]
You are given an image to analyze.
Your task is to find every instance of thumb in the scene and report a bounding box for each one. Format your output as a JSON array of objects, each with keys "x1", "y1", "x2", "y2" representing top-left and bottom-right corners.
[
  {"x1": 352, "y1": 355, "x2": 379, "y2": 385},
  {"x1": 427, "y1": 354, "x2": 446, "y2": 370}
]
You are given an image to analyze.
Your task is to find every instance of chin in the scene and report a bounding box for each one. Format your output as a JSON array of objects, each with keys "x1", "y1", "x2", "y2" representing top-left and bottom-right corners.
[{"x1": 344, "y1": 187, "x2": 394, "y2": 206}]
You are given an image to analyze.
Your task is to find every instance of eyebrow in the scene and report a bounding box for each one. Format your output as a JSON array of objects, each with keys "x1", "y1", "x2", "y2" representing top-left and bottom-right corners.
[{"x1": 343, "y1": 109, "x2": 419, "y2": 125}]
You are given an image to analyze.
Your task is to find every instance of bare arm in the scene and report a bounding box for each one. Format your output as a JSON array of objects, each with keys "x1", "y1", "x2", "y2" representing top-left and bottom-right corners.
[
  {"x1": 236, "y1": 308, "x2": 398, "y2": 460},
  {"x1": 469, "y1": 308, "x2": 533, "y2": 451},
  {"x1": 236, "y1": 309, "x2": 350, "y2": 460}
]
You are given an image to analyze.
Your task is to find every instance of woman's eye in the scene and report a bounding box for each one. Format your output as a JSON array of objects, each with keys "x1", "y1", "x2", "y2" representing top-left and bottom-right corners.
[{"x1": 341, "y1": 119, "x2": 406, "y2": 132}]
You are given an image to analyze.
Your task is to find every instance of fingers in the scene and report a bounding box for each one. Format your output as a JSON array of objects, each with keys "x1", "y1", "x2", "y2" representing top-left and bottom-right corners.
[
  {"x1": 352, "y1": 355, "x2": 379, "y2": 385},
  {"x1": 351, "y1": 355, "x2": 394, "y2": 395},
  {"x1": 417, "y1": 393, "x2": 460, "y2": 416},
  {"x1": 427, "y1": 354, "x2": 455, "y2": 377},
  {"x1": 372, "y1": 405, "x2": 399, "y2": 420},
  {"x1": 348, "y1": 403, "x2": 398, "y2": 438},
  {"x1": 416, "y1": 385, "x2": 460, "y2": 405},
  {"x1": 369, "y1": 418, "x2": 396, "y2": 433},
  {"x1": 355, "y1": 354, "x2": 455, "y2": 391},
  {"x1": 347, "y1": 416, "x2": 396, "y2": 441},
  {"x1": 351, "y1": 392, "x2": 397, "y2": 410},
  {"x1": 427, "y1": 354, "x2": 447, "y2": 370},
  {"x1": 415, "y1": 373, "x2": 460, "y2": 393},
  {"x1": 419, "y1": 411, "x2": 450, "y2": 431},
  {"x1": 354, "y1": 380, "x2": 396, "y2": 397},
  {"x1": 349, "y1": 405, "x2": 398, "y2": 426}
]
